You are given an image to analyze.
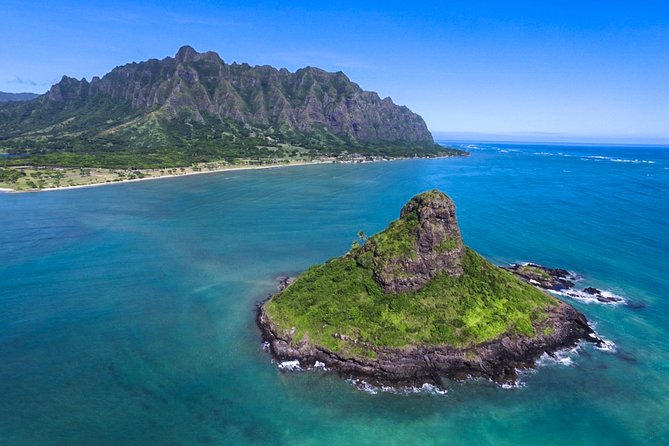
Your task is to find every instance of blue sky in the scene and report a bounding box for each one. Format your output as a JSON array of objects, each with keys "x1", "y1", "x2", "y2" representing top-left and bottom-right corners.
[{"x1": 2, "y1": 0, "x2": 668, "y2": 142}]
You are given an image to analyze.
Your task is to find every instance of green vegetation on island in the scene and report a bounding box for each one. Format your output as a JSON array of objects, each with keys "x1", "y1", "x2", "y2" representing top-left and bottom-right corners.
[
  {"x1": 259, "y1": 190, "x2": 598, "y2": 387},
  {"x1": 257, "y1": 190, "x2": 603, "y2": 388},
  {"x1": 266, "y1": 191, "x2": 555, "y2": 358},
  {"x1": 267, "y1": 248, "x2": 555, "y2": 356}
]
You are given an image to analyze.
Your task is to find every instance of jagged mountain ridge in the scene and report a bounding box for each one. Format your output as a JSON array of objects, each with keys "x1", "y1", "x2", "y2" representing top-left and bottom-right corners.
[
  {"x1": 0, "y1": 46, "x2": 450, "y2": 168},
  {"x1": 45, "y1": 45, "x2": 432, "y2": 144},
  {"x1": 0, "y1": 92, "x2": 40, "y2": 102}
]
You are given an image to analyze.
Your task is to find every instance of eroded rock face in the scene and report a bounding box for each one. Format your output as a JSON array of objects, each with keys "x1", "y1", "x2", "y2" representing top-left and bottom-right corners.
[
  {"x1": 360, "y1": 190, "x2": 465, "y2": 293},
  {"x1": 41, "y1": 46, "x2": 434, "y2": 145}
]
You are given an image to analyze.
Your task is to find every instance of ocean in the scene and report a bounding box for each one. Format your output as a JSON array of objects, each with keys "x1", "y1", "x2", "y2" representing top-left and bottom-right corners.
[{"x1": 1, "y1": 142, "x2": 667, "y2": 445}]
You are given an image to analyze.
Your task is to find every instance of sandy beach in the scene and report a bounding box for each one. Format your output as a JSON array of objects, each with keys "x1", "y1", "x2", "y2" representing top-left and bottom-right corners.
[{"x1": 0, "y1": 160, "x2": 334, "y2": 194}]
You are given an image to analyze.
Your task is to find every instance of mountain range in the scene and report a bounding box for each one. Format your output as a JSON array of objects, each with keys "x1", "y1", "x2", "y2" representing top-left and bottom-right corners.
[
  {"x1": 0, "y1": 92, "x2": 40, "y2": 102},
  {"x1": 0, "y1": 46, "x2": 462, "y2": 168}
]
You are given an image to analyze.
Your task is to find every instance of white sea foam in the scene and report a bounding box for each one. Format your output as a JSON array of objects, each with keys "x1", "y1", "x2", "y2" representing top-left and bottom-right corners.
[
  {"x1": 585, "y1": 322, "x2": 617, "y2": 352},
  {"x1": 511, "y1": 337, "x2": 616, "y2": 387},
  {"x1": 501, "y1": 379, "x2": 526, "y2": 389},
  {"x1": 613, "y1": 159, "x2": 654, "y2": 164},
  {"x1": 313, "y1": 361, "x2": 327, "y2": 370},
  {"x1": 275, "y1": 359, "x2": 328, "y2": 373},
  {"x1": 409, "y1": 383, "x2": 448, "y2": 395},
  {"x1": 278, "y1": 360, "x2": 302, "y2": 371},
  {"x1": 347, "y1": 379, "x2": 448, "y2": 395},
  {"x1": 581, "y1": 155, "x2": 655, "y2": 164},
  {"x1": 532, "y1": 152, "x2": 656, "y2": 165},
  {"x1": 262, "y1": 341, "x2": 270, "y2": 351},
  {"x1": 593, "y1": 335, "x2": 617, "y2": 353},
  {"x1": 537, "y1": 346, "x2": 580, "y2": 367},
  {"x1": 511, "y1": 263, "x2": 623, "y2": 305},
  {"x1": 347, "y1": 379, "x2": 379, "y2": 394},
  {"x1": 534, "y1": 330, "x2": 616, "y2": 370},
  {"x1": 549, "y1": 288, "x2": 626, "y2": 305}
]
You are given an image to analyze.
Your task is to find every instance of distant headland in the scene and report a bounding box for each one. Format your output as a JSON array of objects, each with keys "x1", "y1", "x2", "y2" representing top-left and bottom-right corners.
[{"x1": 0, "y1": 46, "x2": 466, "y2": 192}]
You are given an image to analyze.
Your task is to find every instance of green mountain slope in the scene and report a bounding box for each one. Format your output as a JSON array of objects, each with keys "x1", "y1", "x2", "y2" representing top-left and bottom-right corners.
[
  {"x1": 0, "y1": 46, "x2": 463, "y2": 168},
  {"x1": 0, "y1": 92, "x2": 40, "y2": 102}
]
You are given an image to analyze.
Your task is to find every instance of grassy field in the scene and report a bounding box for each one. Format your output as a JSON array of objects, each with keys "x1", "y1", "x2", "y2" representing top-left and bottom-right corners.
[{"x1": 266, "y1": 248, "x2": 557, "y2": 358}]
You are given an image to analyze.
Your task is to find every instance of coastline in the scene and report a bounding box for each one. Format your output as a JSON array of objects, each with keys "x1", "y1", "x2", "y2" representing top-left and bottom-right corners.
[
  {"x1": 258, "y1": 298, "x2": 601, "y2": 388},
  {"x1": 0, "y1": 159, "x2": 337, "y2": 194},
  {"x1": 0, "y1": 155, "x2": 464, "y2": 194}
]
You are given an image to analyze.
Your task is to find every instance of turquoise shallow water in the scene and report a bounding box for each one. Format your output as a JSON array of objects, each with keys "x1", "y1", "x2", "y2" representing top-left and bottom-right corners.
[{"x1": 1, "y1": 142, "x2": 668, "y2": 445}]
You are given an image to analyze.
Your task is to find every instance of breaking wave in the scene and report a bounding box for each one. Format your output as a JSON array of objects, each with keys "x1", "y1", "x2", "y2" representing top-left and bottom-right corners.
[
  {"x1": 536, "y1": 346, "x2": 580, "y2": 367},
  {"x1": 549, "y1": 288, "x2": 626, "y2": 305},
  {"x1": 347, "y1": 379, "x2": 448, "y2": 395},
  {"x1": 277, "y1": 360, "x2": 302, "y2": 371},
  {"x1": 532, "y1": 151, "x2": 656, "y2": 164},
  {"x1": 581, "y1": 155, "x2": 655, "y2": 164}
]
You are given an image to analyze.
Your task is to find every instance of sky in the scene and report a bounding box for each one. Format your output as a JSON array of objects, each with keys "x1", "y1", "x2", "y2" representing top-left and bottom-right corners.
[{"x1": 1, "y1": 0, "x2": 668, "y2": 143}]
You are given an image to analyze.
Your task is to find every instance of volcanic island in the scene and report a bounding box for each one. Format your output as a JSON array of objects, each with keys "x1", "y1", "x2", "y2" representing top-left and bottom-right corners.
[{"x1": 258, "y1": 190, "x2": 600, "y2": 388}]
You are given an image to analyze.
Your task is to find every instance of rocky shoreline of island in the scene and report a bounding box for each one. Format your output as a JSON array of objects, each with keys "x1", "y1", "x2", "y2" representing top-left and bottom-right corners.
[
  {"x1": 502, "y1": 263, "x2": 632, "y2": 306},
  {"x1": 258, "y1": 262, "x2": 635, "y2": 389},
  {"x1": 257, "y1": 296, "x2": 602, "y2": 389},
  {"x1": 258, "y1": 261, "x2": 634, "y2": 390}
]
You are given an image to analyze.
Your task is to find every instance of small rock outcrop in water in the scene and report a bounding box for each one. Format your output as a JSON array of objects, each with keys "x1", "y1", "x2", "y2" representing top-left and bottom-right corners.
[
  {"x1": 276, "y1": 276, "x2": 294, "y2": 292},
  {"x1": 258, "y1": 190, "x2": 602, "y2": 389},
  {"x1": 502, "y1": 263, "x2": 575, "y2": 291},
  {"x1": 504, "y1": 263, "x2": 626, "y2": 305}
]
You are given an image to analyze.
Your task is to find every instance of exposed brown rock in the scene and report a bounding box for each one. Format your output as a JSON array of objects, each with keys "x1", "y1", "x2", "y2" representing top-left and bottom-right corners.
[
  {"x1": 360, "y1": 190, "x2": 465, "y2": 293},
  {"x1": 44, "y1": 45, "x2": 434, "y2": 145}
]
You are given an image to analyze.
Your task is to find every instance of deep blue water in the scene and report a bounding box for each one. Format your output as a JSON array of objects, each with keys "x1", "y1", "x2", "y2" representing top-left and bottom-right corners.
[{"x1": 1, "y1": 142, "x2": 668, "y2": 445}]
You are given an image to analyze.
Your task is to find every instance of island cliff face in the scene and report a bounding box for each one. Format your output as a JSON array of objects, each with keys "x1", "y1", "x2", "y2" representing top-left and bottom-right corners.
[
  {"x1": 258, "y1": 190, "x2": 600, "y2": 388},
  {"x1": 362, "y1": 190, "x2": 465, "y2": 293}
]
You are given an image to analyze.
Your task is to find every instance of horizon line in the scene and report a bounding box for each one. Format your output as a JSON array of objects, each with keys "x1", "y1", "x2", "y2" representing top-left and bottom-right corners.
[{"x1": 432, "y1": 131, "x2": 669, "y2": 146}]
